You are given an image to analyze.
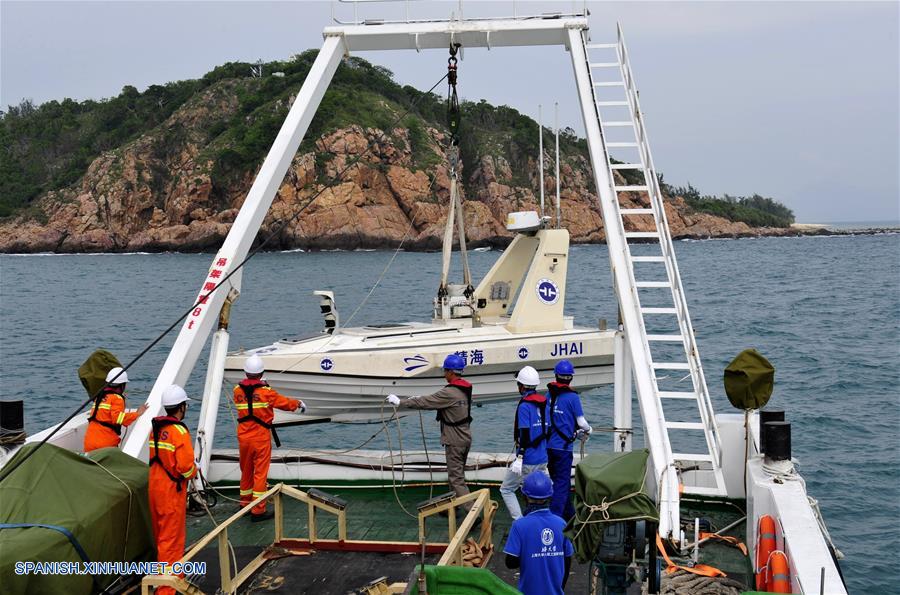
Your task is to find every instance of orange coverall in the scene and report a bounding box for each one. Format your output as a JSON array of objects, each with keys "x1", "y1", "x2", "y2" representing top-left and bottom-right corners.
[
  {"x1": 83, "y1": 389, "x2": 141, "y2": 452},
  {"x1": 148, "y1": 416, "x2": 197, "y2": 595},
  {"x1": 233, "y1": 379, "x2": 299, "y2": 515}
]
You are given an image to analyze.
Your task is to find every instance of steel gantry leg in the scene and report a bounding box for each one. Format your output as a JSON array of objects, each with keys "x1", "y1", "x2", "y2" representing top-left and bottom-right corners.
[{"x1": 122, "y1": 34, "x2": 347, "y2": 457}]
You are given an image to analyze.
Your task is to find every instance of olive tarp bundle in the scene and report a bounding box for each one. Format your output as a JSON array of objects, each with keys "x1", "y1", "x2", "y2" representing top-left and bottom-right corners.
[
  {"x1": 723, "y1": 349, "x2": 775, "y2": 410},
  {"x1": 0, "y1": 444, "x2": 154, "y2": 594},
  {"x1": 565, "y1": 450, "x2": 659, "y2": 564},
  {"x1": 408, "y1": 564, "x2": 520, "y2": 594},
  {"x1": 78, "y1": 349, "x2": 122, "y2": 398}
]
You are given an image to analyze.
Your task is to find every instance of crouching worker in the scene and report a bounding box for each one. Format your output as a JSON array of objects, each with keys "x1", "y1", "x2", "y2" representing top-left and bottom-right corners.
[
  {"x1": 148, "y1": 385, "x2": 196, "y2": 595},
  {"x1": 235, "y1": 355, "x2": 305, "y2": 522},
  {"x1": 385, "y1": 353, "x2": 473, "y2": 507},
  {"x1": 500, "y1": 366, "x2": 549, "y2": 520},
  {"x1": 504, "y1": 472, "x2": 574, "y2": 595}
]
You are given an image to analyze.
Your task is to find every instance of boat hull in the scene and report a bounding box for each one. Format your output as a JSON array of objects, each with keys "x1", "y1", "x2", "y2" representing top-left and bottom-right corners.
[{"x1": 223, "y1": 326, "x2": 617, "y2": 422}]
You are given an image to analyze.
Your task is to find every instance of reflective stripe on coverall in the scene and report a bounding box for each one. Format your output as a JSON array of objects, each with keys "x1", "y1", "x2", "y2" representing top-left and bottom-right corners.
[
  {"x1": 233, "y1": 381, "x2": 299, "y2": 515},
  {"x1": 148, "y1": 417, "x2": 197, "y2": 595},
  {"x1": 83, "y1": 391, "x2": 140, "y2": 452}
]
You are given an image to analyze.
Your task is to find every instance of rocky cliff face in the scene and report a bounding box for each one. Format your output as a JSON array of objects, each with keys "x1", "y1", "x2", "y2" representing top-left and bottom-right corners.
[{"x1": 0, "y1": 81, "x2": 794, "y2": 253}]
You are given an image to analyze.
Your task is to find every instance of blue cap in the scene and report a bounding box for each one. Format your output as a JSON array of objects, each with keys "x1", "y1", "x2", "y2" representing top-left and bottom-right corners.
[
  {"x1": 443, "y1": 353, "x2": 466, "y2": 372},
  {"x1": 522, "y1": 472, "x2": 553, "y2": 499},
  {"x1": 554, "y1": 360, "x2": 575, "y2": 376}
]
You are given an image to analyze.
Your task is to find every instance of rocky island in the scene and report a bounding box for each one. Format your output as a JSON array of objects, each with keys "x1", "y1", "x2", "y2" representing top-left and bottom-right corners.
[{"x1": 0, "y1": 52, "x2": 804, "y2": 253}]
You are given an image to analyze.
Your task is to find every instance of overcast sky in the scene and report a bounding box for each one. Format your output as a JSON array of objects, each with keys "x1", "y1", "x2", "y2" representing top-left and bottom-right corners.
[{"x1": 2, "y1": 1, "x2": 898, "y2": 223}]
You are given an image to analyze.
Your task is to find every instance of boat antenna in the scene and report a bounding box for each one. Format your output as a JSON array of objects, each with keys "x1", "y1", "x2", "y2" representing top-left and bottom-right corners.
[
  {"x1": 555, "y1": 101, "x2": 561, "y2": 228},
  {"x1": 538, "y1": 103, "x2": 544, "y2": 217}
]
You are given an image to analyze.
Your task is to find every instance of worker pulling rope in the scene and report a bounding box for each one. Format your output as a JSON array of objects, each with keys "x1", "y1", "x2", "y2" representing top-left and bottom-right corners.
[{"x1": 0, "y1": 65, "x2": 452, "y2": 485}]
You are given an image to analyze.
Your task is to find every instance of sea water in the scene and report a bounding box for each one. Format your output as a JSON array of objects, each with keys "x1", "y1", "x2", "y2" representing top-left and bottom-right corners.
[{"x1": 1, "y1": 232, "x2": 898, "y2": 592}]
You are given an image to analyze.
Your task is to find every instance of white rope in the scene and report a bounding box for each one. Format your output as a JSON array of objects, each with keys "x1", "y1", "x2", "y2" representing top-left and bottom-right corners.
[
  {"x1": 760, "y1": 458, "x2": 803, "y2": 483},
  {"x1": 808, "y1": 495, "x2": 844, "y2": 559},
  {"x1": 452, "y1": 177, "x2": 472, "y2": 287},
  {"x1": 380, "y1": 401, "x2": 418, "y2": 518},
  {"x1": 570, "y1": 469, "x2": 650, "y2": 542}
]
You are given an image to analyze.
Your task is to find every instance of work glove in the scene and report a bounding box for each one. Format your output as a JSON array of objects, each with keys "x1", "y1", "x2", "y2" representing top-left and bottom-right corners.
[
  {"x1": 509, "y1": 456, "x2": 523, "y2": 475},
  {"x1": 386, "y1": 394, "x2": 401, "y2": 407},
  {"x1": 298, "y1": 401, "x2": 307, "y2": 414}
]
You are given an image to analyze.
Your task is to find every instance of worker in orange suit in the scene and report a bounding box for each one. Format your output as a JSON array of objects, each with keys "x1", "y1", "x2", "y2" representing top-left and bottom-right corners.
[
  {"x1": 234, "y1": 355, "x2": 305, "y2": 521},
  {"x1": 83, "y1": 367, "x2": 148, "y2": 452},
  {"x1": 148, "y1": 384, "x2": 197, "y2": 595}
]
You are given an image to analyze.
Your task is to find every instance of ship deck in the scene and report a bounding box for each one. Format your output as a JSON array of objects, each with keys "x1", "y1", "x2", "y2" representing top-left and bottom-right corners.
[{"x1": 183, "y1": 485, "x2": 751, "y2": 594}]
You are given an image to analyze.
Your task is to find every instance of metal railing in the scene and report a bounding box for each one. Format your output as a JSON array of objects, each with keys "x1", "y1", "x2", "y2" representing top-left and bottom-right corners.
[{"x1": 140, "y1": 484, "x2": 497, "y2": 594}]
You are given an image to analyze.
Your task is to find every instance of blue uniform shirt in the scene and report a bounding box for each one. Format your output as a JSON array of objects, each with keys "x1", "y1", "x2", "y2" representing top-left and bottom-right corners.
[
  {"x1": 516, "y1": 393, "x2": 548, "y2": 465},
  {"x1": 548, "y1": 384, "x2": 584, "y2": 452},
  {"x1": 503, "y1": 507, "x2": 574, "y2": 595}
]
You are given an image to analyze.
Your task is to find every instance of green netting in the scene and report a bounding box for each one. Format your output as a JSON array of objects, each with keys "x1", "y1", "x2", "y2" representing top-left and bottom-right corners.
[
  {"x1": 78, "y1": 349, "x2": 122, "y2": 399},
  {"x1": 565, "y1": 450, "x2": 659, "y2": 564},
  {"x1": 0, "y1": 444, "x2": 154, "y2": 594},
  {"x1": 724, "y1": 349, "x2": 775, "y2": 410},
  {"x1": 407, "y1": 565, "x2": 521, "y2": 594}
]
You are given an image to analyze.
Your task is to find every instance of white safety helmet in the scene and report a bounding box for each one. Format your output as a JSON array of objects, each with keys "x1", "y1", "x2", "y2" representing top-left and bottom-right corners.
[
  {"x1": 244, "y1": 355, "x2": 265, "y2": 375},
  {"x1": 162, "y1": 385, "x2": 189, "y2": 407},
  {"x1": 515, "y1": 366, "x2": 540, "y2": 388},
  {"x1": 105, "y1": 367, "x2": 128, "y2": 385}
]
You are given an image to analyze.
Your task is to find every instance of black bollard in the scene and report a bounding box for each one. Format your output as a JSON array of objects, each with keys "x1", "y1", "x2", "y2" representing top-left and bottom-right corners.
[
  {"x1": 759, "y1": 409, "x2": 785, "y2": 454},
  {"x1": 763, "y1": 421, "x2": 791, "y2": 462}
]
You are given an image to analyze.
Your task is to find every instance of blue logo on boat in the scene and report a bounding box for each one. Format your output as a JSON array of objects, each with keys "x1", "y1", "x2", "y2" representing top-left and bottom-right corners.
[
  {"x1": 518, "y1": 347, "x2": 529, "y2": 360},
  {"x1": 536, "y1": 278, "x2": 559, "y2": 305},
  {"x1": 320, "y1": 358, "x2": 334, "y2": 372},
  {"x1": 403, "y1": 354, "x2": 429, "y2": 372}
]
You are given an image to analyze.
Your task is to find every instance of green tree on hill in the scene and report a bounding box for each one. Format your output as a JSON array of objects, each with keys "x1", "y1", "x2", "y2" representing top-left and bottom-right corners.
[{"x1": 0, "y1": 51, "x2": 794, "y2": 230}]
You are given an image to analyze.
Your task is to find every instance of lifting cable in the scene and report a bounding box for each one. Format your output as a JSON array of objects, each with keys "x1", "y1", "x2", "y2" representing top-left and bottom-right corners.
[{"x1": 0, "y1": 66, "x2": 452, "y2": 485}]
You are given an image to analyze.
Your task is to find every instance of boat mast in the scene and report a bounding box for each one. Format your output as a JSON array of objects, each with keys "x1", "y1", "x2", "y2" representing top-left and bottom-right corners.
[
  {"x1": 555, "y1": 102, "x2": 561, "y2": 228},
  {"x1": 538, "y1": 104, "x2": 544, "y2": 217}
]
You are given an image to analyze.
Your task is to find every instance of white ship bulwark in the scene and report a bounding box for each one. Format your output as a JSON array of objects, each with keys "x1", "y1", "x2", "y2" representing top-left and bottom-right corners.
[{"x1": 223, "y1": 225, "x2": 617, "y2": 423}]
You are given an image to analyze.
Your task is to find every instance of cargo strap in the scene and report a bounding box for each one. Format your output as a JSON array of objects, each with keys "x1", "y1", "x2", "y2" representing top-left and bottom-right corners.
[
  {"x1": 699, "y1": 531, "x2": 748, "y2": 556},
  {"x1": 656, "y1": 533, "x2": 727, "y2": 578}
]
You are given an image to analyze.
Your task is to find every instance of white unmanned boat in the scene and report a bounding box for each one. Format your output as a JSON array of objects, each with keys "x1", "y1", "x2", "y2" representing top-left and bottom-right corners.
[{"x1": 222, "y1": 211, "x2": 616, "y2": 423}]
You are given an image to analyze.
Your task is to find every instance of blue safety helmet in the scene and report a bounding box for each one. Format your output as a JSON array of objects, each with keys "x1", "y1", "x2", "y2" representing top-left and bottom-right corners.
[
  {"x1": 522, "y1": 472, "x2": 553, "y2": 499},
  {"x1": 443, "y1": 353, "x2": 466, "y2": 372},
  {"x1": 554, "y1": 360, "x2": 575, "y2": 376}
]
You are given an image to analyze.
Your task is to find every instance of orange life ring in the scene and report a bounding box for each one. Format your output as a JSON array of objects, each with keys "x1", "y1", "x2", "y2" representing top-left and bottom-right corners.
[
  {"x1": 755, "y1": 514, "x2": 777, "y2": 590},
  {"x1": 766, "y1": 550, "x2": 791, "y2": 593}
]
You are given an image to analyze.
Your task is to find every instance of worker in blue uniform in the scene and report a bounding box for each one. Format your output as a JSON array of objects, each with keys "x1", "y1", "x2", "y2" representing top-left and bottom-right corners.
[
  {"x1": 504, "y1": 472, "x2": 574, "y2": 595},
  {"x1": 546, "y1": 359, "x2": 593, "y2": 520},
  {"x1": 500, "y1": 366, "x2": 550, "y2": 520}
]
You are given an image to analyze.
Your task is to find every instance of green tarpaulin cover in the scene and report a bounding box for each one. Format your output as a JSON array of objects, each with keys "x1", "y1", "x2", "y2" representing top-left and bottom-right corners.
[
  {"x1": 724, "y1": 349, "x2": 775, "y2": 410},
  {"x1": 78, "y1": 349, "x2": 122, "y2": 399},
  {"x1": 408, "y1": 564, "x2": 521, "y2": 594},
  {"x1": 0, "y1": 444, "x2": 154, "y2": 594},
  {"x1": 565, "y1": 450, "x2": 659, "y2": 564}
]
